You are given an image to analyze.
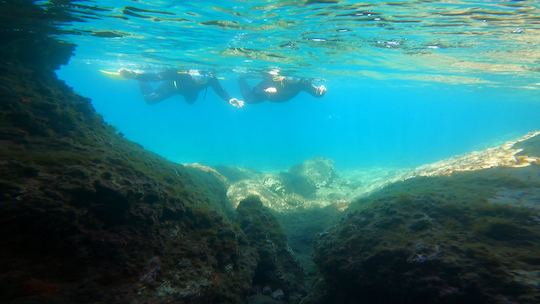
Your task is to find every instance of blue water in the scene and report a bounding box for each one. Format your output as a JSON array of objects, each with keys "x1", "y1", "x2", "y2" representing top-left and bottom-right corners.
[
  {"x1": 58, "y1": 63, "x2": 540, "y2": 171},
  {"x1": 52, "y1": 0, "x2": 540, "y2": 171}
]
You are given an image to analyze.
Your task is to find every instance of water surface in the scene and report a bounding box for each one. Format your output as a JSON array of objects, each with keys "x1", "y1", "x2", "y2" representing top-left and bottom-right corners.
[{"x1": 46, "y1": 0, "x2": 540, "y2": 170}]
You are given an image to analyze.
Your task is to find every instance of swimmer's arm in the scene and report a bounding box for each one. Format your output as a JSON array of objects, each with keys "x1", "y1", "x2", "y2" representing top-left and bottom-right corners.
[
  {"x1": 302, "y1": 79, "x2": 326, "y2": 97},
  {"x1": 305, "y1": 83, "x2": 320, "y2": 96},
  {"x1": 208, "y1": 77, "x2": 244, "y2": 108},
  {"x1": 208, "y1": 77, "x2": 231, "y2": 101}
]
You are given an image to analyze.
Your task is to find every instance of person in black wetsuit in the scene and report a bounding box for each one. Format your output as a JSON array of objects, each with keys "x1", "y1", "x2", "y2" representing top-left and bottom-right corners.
[
  {"x1": 238, "y1": 69, "x2": 326, "y2": 104},
  {"x1": 119, "y1": 68, "x2": 244, "y2": 108}
]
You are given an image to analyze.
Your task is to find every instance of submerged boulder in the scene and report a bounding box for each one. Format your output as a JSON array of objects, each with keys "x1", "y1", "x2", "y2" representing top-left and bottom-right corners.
[
  {"x1": 311, "y1": 160, "x2": 540, "y2": 303},
  {"x1": 226, "y1": 158, "x2": 342, "y2": 211},
  {"x1": 227, "y1": 174, "x2": 309, "y2": 210},
  {"x1": 237, "y1": 196, "x2": 305, "y2": 303},
  {"x1": 286, "y1": 157, "x2": 336, "y2": 194}
]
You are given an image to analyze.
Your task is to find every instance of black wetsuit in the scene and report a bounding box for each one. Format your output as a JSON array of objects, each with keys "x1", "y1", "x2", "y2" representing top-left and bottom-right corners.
[
  {"x1": 135, "y1": 70, "x2": 232, "y2": 104},
  {"x1": 239, "y1": 76, "x2": 323, "y2": 104}
]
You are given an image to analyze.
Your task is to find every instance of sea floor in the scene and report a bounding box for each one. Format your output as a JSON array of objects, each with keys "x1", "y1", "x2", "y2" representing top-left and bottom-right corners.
[{"x1": 193, "y1": 131, "x2": 540, "y2": 213}]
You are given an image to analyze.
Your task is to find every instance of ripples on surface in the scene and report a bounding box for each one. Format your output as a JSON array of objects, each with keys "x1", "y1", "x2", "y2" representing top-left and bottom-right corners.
[{"x1": 38, "y1": 0, "x2": 540, "y2": 88}]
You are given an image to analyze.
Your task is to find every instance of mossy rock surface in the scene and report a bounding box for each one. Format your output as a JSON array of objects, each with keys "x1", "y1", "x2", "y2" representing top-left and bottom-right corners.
[
  {"x1": 312, "y1": 164, "x2": 540, "y2": 304},
  {"x1": 237, "y1": 196, "x2": 306, "y2": 303},
  {"x1": 516, "y1": 133, "x2": 540, "y2": 158},
  {"x1": 0, "y1": 2, "x2": 258, "y2": 303},
  {"x1": 286, "y1": 157, "x2": 336, "y2": 197},
  {"x1": 275, "y1": 206, "x2": 340, "y2": 275},
  {"x1": 214, "y1": 165, "x2": 262, "y2": 184}
]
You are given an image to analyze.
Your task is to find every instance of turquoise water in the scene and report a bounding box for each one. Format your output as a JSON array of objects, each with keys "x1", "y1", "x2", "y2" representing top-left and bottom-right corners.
[{"x1": 50, "y1": 0, "x2": 540, "y2": 171}]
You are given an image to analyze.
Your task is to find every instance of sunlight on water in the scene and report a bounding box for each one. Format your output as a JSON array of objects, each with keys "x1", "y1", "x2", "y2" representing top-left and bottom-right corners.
[
  {"x1": 42, "y1": 0, "x2": 540, "y2": 88},
  {"x1": 41, "y1": 0, "x2": 540, "y2": 173}
]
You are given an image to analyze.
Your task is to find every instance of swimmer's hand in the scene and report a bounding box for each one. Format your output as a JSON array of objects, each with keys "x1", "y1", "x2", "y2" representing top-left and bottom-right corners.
[
  {"x1": 229, "y1": 98, "x2": 245, "y2": 108},
  {"x1": 264, "y1": 87, "x2": 277, "y2": 94},
  {"x1": 316, "y1": 85, "x2": 327, "y2": 96}
]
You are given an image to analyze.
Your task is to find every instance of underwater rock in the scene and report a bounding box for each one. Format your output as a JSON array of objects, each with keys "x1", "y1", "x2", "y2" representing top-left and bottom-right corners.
[
  {"x1": 279, "y1": 171, "x2": 318, "y2": 198},
  {"x1": 0, "y1": 2, "x2": 258, "y2": 303},
  {"x1": 274, "y1": 206, "x2": 340, "y2": 274},
  {"x1": 185, "y1": 162, "x2": 229, "y2": 184},
  {"x1": 247, "y1": 293, "x2": 282, "y2": 304},
  {"x1": 237, "y1": 196, "x2": 305, "y2": 303},
  {"x1": 183, "y1": 162, "x2": 237, "y2": 218},
  {"x1": 406, "y1": 131, "x2": 540, "y2": 178},
  {"x1": 288, "y1": 157, "x2": 336, "y2": 190},
  {"x1": 227, "y1": 176, "x2": 279, "y2": 209},
  {"x1": 515, "y1": 132, "x2": 540, "y2": 159},
  {"x1": 226, "y1": 165, "x2": 407, "y2": 212},
  {"x1": 272, "y1": 288, "x2": 285, "y2": 301},
  {"x1": 227, "y1": 174, "x2": 308, "y2": 210},
  {"x1": 262, "y1": 285, "x2": 273, "y2": 295},
  {"x1": 227, "y1": 134, "x2": 540, "y2": 213},
  {"x1": 311, "y1": 157, "x2": 540, "y2": 303},
  {"x1": 214, "y1": 165, "x2": 263, "y2": 183},
  {"x1": 139, "y1": 256, "x2": 162, "y2": 285},
  {"x1": 225, "y1": 158, "x2": 339, "y2": 211}
]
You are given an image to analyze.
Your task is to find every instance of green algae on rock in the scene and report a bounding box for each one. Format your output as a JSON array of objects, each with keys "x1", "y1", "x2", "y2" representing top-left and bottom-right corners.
[
  {"x1": 0, "y1": 1, "x2": 257, "y2": 303},
  {"x1": 310, "y1": 158, "x2": 540, "y2": 303},
  {"x1": 515, "y1": 132, "x2": 540, "y2": 160},
  {"x1": 274, "y1": 205, "x2": 340, "y2": 276},
  {"x1": 237, "y1": 196, "x2": 306, "y2": 303}
]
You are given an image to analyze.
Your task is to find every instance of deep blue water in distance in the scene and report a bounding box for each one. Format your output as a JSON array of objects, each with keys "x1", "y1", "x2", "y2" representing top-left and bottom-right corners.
[{"x1": 58, "y1": 62, "x2": 540, "y2": 171}]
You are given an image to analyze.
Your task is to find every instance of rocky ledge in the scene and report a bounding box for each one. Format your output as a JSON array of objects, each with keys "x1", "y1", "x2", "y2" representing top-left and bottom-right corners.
[
  {"x1": 0, "y1": 2, "x2": 305, "y2": 303},
  {"x1": 308, "y1": 133, "x2": 540, "y2": 303}
]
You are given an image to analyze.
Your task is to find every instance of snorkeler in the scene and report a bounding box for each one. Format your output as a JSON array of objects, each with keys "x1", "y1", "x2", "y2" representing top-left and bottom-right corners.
[
  {"x1": 119, "y1": 68, "x2": 244, "y2": 108},
  {"x1": 238, "y1": 69, "x2": 326, "y2": 104}
]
